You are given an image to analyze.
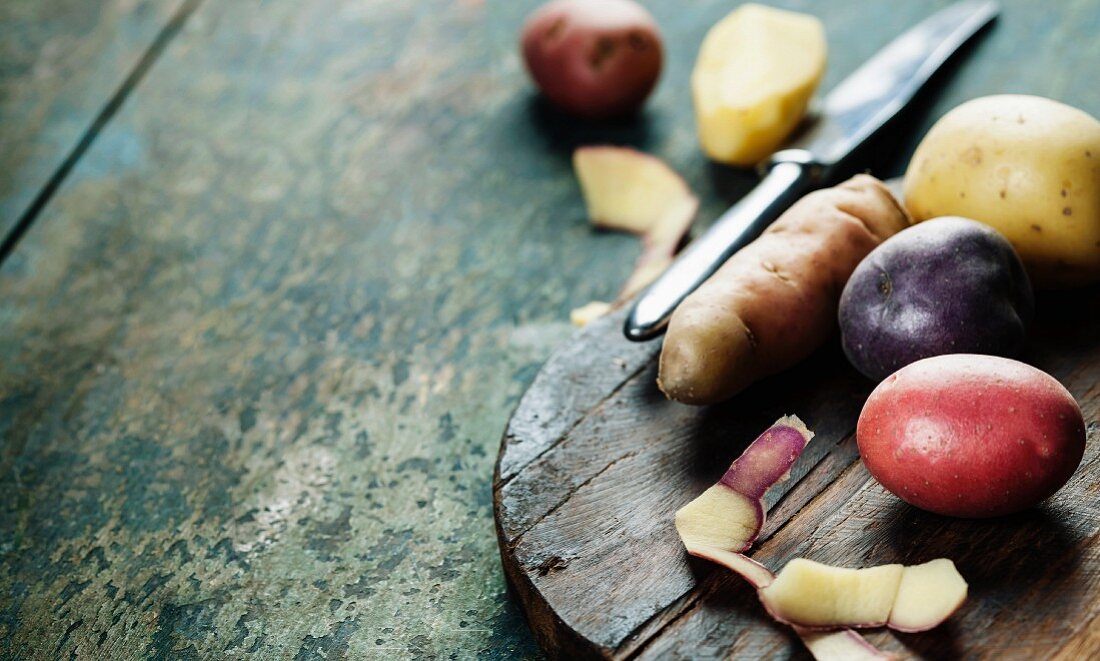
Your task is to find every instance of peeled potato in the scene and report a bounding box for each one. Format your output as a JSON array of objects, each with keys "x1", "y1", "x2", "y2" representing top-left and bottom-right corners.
[{"x1": 692, "y1": 4, "x2": 826, "y2": 166}]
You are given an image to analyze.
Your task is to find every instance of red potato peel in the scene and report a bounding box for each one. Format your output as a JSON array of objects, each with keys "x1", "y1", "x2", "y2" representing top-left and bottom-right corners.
[{"x1": 570, "y1": 147, "x2": 697, "y2": 324}]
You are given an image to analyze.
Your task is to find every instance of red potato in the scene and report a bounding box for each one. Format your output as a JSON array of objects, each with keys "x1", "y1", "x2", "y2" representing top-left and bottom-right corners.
[
  {"x1": 858, "y1": 354, "x2": 1086, "y2": 518},
  {"x1": 521, "y1": 0, "x2": 662, "y2": 119}
]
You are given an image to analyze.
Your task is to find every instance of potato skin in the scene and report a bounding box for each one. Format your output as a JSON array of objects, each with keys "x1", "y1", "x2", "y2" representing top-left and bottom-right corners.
[
  {"x1": 521, "y1": 0, "x2": 662, "y2": 119},
  {"x1": 858, "y1": 355, "x2": 1086, "y2": 518},
  {"x1": 658, "y1": 175, "x2": 910, "y2": 405},
  {"x1": 839, "y1": 217, "x2": 1034, "y2": 381},
  {"x1": 903, "y1": 95, "x2": 1100, "y2": 288}
]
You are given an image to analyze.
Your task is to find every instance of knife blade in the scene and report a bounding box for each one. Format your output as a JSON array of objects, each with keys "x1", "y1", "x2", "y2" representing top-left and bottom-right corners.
[{"x1": 623, "y1": 0, "x2": 999, "y2": 342}]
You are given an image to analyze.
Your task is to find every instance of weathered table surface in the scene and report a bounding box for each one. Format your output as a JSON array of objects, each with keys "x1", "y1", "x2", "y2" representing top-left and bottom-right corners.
[{"x1": 1, "y1": 0, "x2": 1098, "y2": 658}]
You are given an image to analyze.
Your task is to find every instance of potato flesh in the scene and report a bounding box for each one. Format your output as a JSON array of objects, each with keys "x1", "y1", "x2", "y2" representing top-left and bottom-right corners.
[
  {"x1": 693, "y1": 4, "x2": 826, "y2": 166},
  {"x1": 903, "y1": 94, "x2": 1100, "y2": 287},
  {"x1": 761, "y1": 559, "x2": 904, "y2": 628},
  {"x1": 758, "y1": 558, "x2": 968, "y2": 631},
  {"x1": 573, "y1": 147, "x2": 697, "y2": 234},
  {"x1": 675, "y1": 485, "x2": 761, "y2": 554},
  {"x1": 889, "y1": 559, "x2": 969, "y2": 631},
  {"x1": 570, "y1": 147, "x2": 698, "y2": 323}
]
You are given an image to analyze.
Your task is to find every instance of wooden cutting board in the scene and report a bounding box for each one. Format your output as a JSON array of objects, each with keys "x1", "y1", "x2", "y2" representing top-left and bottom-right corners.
[{"x1": 493, "y1": 293, "x2": 1100, "y2": 659}]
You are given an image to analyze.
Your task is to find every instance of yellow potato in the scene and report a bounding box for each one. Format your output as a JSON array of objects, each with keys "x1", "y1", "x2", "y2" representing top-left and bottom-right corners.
[
  {"x1": 692, "y1": 4, "x2": 826, "y2": 167},
  {"x1": 904, "y1": 95, "x2": 1100, "y2": 287}
]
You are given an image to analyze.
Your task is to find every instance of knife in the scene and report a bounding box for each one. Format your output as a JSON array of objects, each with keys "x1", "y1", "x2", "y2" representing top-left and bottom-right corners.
[{"x1": 623, "y1": 0, "x2": 999, "y2": 342}]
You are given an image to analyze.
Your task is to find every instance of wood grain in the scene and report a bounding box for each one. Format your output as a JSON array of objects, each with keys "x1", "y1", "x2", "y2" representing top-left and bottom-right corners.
[
  {"x1": 495, "y1": 294, "x2": 1100, "y2": 659},
  {"x1": 0, "y1": 0, "x2": 189, "y2": 243}
]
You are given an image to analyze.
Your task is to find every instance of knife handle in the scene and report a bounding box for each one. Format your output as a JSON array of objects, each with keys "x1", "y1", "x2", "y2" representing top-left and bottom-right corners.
[{"x1": 623, "y1": 149, "x2": 823, "y2": 342}]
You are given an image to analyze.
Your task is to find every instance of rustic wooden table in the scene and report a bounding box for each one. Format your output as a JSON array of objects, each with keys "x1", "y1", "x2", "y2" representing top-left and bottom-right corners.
[{"x1": 0, "y1": 1, "x2": 1097, "y2": 658}]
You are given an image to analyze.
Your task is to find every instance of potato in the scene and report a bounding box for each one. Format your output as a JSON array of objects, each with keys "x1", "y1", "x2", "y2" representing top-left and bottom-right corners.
[
  {"x1": 520, "y1": 0, "x2": 662, "y2": 119},
  {"x1": 839, "y1": 217, "x2": 1034, "y2": 381},
  {"x1": 903, "y1": 95, "x2": 1100, "y2": 288},
  {"x1": 692, "y1": 4, "x2": 826, "y2": 166},
  {"x1": 658, "y1": 175, "x2": 910, "y2": 405},
  {"x1": 858, "y1": 354, "x2": 1086, "y2": 518}
]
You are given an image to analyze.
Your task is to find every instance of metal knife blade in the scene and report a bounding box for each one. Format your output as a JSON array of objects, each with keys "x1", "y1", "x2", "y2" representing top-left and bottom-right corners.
[
  {"x1": 796, "y1": 0, "x2": 1000, "y2": 165},
  {"x1": 622, "y1": 0, "x2": 999, "y2": 342}
]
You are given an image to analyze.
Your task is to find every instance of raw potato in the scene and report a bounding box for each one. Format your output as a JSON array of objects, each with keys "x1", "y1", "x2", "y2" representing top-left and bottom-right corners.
[
  {"x1": 693, "y1": 4, "x2": 826, "y2": 166},
  {"x1": 903, "y1": 95, "x2": 1100, "y2": 287},
  {"x1": 839, "y1": 216, "x2": 1034, "y2": 381},
  {"x1": 570, "y1": 147, "x2": 697, "y2": 324},
  {"x1": 857, "y1": 354, "x2": 1086, "y2": 517},
  {"x1": 659, "y1": 175, "x2": 910, "y2": 405},
  {"x1": 521, "y1": 0, "x2": 663, "y2": 119}
]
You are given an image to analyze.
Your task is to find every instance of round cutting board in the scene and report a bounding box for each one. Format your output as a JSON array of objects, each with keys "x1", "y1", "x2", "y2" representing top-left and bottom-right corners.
[{"x1": 492, "y1": 301, "x2": 1100, "y2": 659}]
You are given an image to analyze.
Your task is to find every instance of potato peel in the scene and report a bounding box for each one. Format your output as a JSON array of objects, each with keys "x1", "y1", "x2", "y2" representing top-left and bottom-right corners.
[
  {"x1": 674, "y1": 417, "x2": 881, "y2": 659},
  {"x1": 675, "y1": 415, "x2": 813, "y2": 555},
  {"x1": 674, "y1": 416, "x2": 965, "y2": 659},
  {"x1": 758, "y1": 558, "x2": 968, "y2": 633},
  {"x1": 570, "y1": 146, "x2": 697, "y2": 325},
  {"x1": 798, "y1": 629, "x2": 897, "y2": 661}
]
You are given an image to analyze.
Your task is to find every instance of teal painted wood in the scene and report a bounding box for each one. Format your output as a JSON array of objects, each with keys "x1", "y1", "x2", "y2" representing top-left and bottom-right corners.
[
  {"x1": 0, "y1": 0, "x2": 1099, "y2": 659},
  {"x1": 0, "y1": 0, "x2": 188, "y2": 245}
]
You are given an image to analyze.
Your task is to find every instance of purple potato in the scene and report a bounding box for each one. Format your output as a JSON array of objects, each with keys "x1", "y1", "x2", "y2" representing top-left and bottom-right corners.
[{"x1": 839, "y1": 217, "x2": 1034, "y2": 381}]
